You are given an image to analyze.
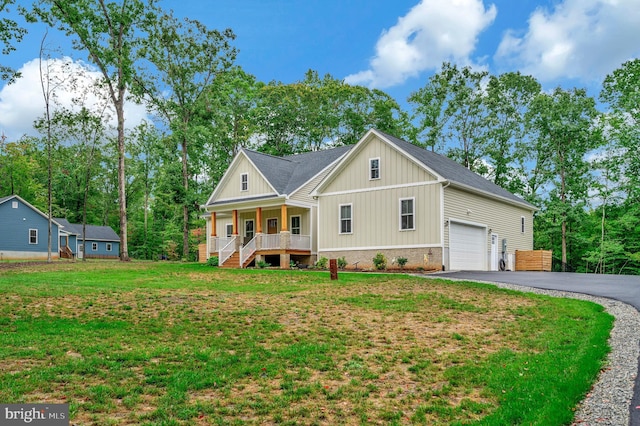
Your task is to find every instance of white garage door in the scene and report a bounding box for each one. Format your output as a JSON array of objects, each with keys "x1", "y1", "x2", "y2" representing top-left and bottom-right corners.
[{"x1": 449, "y1": 222, "x2": 486, "y2": 271}]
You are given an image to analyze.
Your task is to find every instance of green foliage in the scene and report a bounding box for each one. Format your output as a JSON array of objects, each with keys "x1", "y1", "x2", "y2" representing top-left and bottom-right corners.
[
  {"x1": 315, "y1": 256, "x2": 328, "y2": 269},
  {"x1": 396, "y1": 257, "x2": 408, "y2": 269},
  {"x1": 206, "y1": 256, "x2": 219, "y2": 267},
  {"x1": 372, "y1": 252, "x2": 387, "y2": 270},
  {"x1": 337, "y1": 256, "x2": 347, "y2": 270},
  {"x1": 256, "y1": 260, "x2": 270, "y2": 269}
]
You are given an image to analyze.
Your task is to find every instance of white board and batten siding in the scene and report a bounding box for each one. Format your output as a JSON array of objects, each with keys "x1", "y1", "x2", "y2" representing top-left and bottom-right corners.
[
  {"x1": 317, "y1": 134, "x2": 442, "y2": 252},
  {"x1": 213, "y1": 155, "x2": 275, "y2": 202},
  {"x1": 444, "y1": 186, "x2": 534, "y2": 271}
]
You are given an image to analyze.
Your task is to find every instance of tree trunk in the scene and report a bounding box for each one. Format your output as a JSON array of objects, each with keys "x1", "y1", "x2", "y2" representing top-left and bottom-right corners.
[
  {"x1": 182, "y1": 135, "x2": 189, "y2": 259},
  {"x1": 116, "y1": 93, "x2": 129, "y2": 261}
]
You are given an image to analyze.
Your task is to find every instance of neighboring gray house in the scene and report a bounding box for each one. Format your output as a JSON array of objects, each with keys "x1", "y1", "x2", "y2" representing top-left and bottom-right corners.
[
  {"x1": 203, "y1": 129, "x2": 536, "y2": 271},
  {"x1": 54, "y1": 218, "x2": 120, "y2": 259},
  {"x1": 0, "y1": 195, "x2": 61, "y2": 260}
]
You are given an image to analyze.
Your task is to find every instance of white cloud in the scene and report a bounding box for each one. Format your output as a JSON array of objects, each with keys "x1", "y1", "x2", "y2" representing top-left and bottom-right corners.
[
  {"x1": 495, "y1": 0, "x2": 640, "y2": 82},
  {"x1": 344, "y1": 0, "x2": 497, "y2": 88},
  {"x1": 0, "y1": 58, "x2": 149, "y2": 141}
]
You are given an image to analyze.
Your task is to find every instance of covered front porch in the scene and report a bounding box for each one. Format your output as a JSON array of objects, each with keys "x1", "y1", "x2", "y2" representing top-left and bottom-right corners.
[{"x1": 207, "y1": 203, "x2": 314, "y2": 268}]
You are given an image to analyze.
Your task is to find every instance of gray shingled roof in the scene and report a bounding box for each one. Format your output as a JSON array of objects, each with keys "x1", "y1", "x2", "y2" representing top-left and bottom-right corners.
[
  {"x1": 376, "y1": 130, "x2": 536, "y2": 209},
  {"x1": 214, "y1": 145, "x2": 353, "y2": 202},
  {"x1": 54, "y1": 218, "x2": 120, "y2": 242}
]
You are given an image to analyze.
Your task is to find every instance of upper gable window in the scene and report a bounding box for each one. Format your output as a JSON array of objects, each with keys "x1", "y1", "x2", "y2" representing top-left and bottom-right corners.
[
  {"x1": 369, "y1": 158, "x2": 380, "y2": 180},
  {"x1": 400, "y1": 198, "x2": 415, "y2": 231},
  {"x1": 240, "y1": 173, "x2": 248, "y2": 191},
  {"x1": 12, "y1": 201, "x2": 18, "y2": 209},
  {"x1": 521, "y1": 216, "x2": 525, "y2": 233}
]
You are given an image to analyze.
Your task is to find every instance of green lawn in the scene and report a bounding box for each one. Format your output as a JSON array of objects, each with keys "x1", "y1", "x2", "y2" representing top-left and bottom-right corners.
[{"x1": 0, "y1": 262, "x2": 612, "y2": 425}]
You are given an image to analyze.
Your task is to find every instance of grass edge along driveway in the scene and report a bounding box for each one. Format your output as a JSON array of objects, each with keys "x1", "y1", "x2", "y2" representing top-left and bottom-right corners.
[{"x1": 0, "y1": 262, "x2": 613, "y2": 425}]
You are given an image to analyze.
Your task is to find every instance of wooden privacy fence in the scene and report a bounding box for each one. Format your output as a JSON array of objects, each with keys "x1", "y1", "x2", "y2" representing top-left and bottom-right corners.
[{"x1": 515, "y1": 250, "x2": 552, "y2": 272}]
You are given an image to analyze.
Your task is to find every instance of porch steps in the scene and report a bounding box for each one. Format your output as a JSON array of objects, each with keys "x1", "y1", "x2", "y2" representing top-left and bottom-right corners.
[{"x1": 221, "y1": 252, "x2": 240, "y2": 268}]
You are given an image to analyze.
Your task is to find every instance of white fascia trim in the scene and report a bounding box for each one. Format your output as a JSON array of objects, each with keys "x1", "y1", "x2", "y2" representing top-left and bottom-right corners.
[
  {"x1": 206, "y1": 151, "x2": 245, "y2": 205},
  {"x1": 448, "y1": 181, "x2": 538, "y2": 211},
  {"x1": 448, "y1": 217, "x2": 488, "y2": 229},
  {"x1": 206, "y1": 150, "x2": 281, "y2": 206},
  {"x1": 290, "y1": 151, "x2": 351, "y2": 199},
  {"x1": 319, "y1": 243, "x2": 442, "y2": 252},
  {"x1": 208, "y1": 195, "x2": 286, "y2": 211},
  {"x1": 312, "y1": 130, "x2": 376, "y2": 196},
  {"x1": 283, "y1": 199, "x2": 315, "y2": 209},
  {"x1": 317, "y1": 180, "x2": 443, "y2": 198}
]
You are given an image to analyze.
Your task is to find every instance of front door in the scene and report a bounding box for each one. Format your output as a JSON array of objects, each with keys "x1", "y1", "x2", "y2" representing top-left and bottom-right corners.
[{"x1": 267, "y1": 218, "x2": 278, "y2": 234}]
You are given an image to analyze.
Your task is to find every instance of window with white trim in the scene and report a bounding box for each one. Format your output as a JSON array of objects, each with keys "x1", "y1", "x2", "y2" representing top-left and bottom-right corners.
[
  {"x1": 369, "y1": 158, "x2": 380, "y2": 180},
  {"x1": 339, "y1": 204, "x2": 352, "y2": 234},
  {"x1": 400, "y1": 198, "x2": 415, "y2": 230},
  {"x1": 226, "y1": 224, "x2": 233, "y2": 238},
  {"x1": 92, "y1": 242, "x2": 98, "y2": 251},
  {"x1": 291, "y1": 216, "x2": 301, "y2": 235},
  {"x1": 521, "y1": 216, "x2": 525, "y2": 233},
  {"x1": 106, "y1": 243, "x2": 112, "y2": 252},
  {"x1": 240, "y1": 173, "x2": 248, "y2": 191},
  {"x1": 29, "y1": 229, "x2": 38, "y2": 244}
]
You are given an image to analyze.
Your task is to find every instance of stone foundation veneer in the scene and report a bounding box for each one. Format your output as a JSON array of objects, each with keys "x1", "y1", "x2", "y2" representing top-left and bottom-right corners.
[{"x1": 318, "y1": 247, "x2": 443, "y2": 271}]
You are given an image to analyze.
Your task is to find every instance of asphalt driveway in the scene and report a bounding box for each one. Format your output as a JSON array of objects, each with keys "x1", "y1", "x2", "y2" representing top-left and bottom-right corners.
[{"x1": 432, "y1": 271, "x2": 640, "y2": 425}]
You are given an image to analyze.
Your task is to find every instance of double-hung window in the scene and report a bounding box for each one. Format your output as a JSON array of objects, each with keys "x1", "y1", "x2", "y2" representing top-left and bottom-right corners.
[
  {"x1": 400, "y1": 198, "x2": 415, "y2": 231},
  {"x1": 240, "y1": 173, "x2": 248, "y2": 191},
  {"x1": 106, "y1": 243, "x2": 113, "y2": 252},
  {"x1": 369, "y1": 158, "x2": 380, "y2": 180},
  {"x1": 29, "y1": 229, "x2": 38, "y2": 244},
  {"x1": 92, "y1": 242, "x2": 98, "y2": 251},
  {"x1": 521, "y1": 216, "x2": 526, "y2": 233},
  {"x1": 339, "y1": 204, "x2": 352, "y2": 234},
  {"x1": 291, "y1": 216, "x2": 301, "y2": 235}
]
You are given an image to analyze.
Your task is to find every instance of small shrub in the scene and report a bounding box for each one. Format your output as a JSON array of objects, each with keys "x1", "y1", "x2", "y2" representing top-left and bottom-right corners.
[
  {"x1": 290, "y1": 260, "x2": 297, "y2": 269},
  {"x1": 396, "y1": 257, "x2": 408, "y2": 269},
  {"x1": 256, "y1": 260, "x2": 270, "y2": 269},
  {"x1": 337, "y1": 256, "x2": 347, "y2": 270},
  {"x1": 207, "y1": 256, "x2": 219, "y2": 267},
  {"x1": 373, "y1": 253, "x2": 387, "y2": 270},
  {"x1": 316, "y1": 256, "x2": 328, "y2": 269}
]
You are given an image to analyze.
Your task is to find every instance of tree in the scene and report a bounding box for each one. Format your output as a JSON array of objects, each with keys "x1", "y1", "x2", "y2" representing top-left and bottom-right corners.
[
  {"x1": 134, "y1": 10, "x2": 236, "y2": 258},
  {"x1": 527, "y1": 88, "x2": 602, "y2": 271},
  {"x1": 484, "y1": 72, "x2": 540, "y2": 194},
  {"x1": 0, "y1": 0, "x2": 26, "y2": 81},
  {"x1": 32, "y1": 0, "x2": 160, "y2": 261},
  {"x1": 600, "y1": 59, "x2": 640, "y2": 203},
  {"x1": 409, "y1": 63, "x2": 489, "y2": 172}
]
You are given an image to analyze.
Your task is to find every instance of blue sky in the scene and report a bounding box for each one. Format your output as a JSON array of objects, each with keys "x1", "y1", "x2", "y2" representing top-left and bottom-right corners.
[{"x1": 1, "y1": 0, "x2": 640, "y2": 140}]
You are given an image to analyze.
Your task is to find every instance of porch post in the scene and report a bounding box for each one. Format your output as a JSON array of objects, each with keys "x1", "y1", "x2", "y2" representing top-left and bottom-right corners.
[
  {"x1": 256, "y1": 208, "x2": 263, "y2": 234},
  {"x1": 281, "y1": 205, "x2": 288, "y2": 232},
  {"x1": 232, "y1": 210, "x2": 239, "y2": 235},
  {"x1": 211, "y1": 212, "x2": 217, "y2": 237}
]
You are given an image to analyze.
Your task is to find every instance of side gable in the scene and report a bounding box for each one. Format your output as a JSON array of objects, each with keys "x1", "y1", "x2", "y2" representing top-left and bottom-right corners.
[
  {"x1": 313, "y1": 130, "x2": 441, "y2": 196},
  {"x1": 0, "y1": 195, "x2": 60, "y2": 254},
  {"x1": 206, "y1": 150, "x2": 279, "y2": 205}
]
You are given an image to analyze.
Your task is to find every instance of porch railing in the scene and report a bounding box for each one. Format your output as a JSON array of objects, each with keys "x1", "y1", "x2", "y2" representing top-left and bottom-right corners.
[
  {"x1": 240, "y1": 236, "x2": 257, "y2": 268},
  {"x1": 262, "y1": 234, "x2": 280, "y2": 250},
  {"x1": 290, "y1": 234, "x2": 311, "y2": 250},
  {"x1": 210, "y1": 237, "x2": 232, "y2": 255},
  {"x1": 219, "y1": 236, "x2": 236, "y2": 265}
]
